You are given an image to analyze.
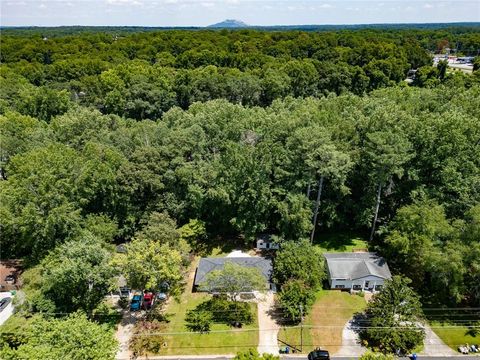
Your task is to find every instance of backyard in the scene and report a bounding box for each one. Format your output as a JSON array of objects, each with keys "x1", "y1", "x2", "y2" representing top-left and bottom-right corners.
[
  {"x1": 278, "y1": 289, "x2": 367, "y2": 353},
  {"x1": 313, "y1": 231, "x2": 369, "y2": 253}
]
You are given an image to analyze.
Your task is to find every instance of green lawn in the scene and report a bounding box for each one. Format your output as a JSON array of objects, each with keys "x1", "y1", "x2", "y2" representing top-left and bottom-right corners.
[
  {"x1": 313, "y1": 231, "x2": 369, "y2": 254},
  {"x1": 278, "y1": 289, "x2": 367, "y2": 354},
  {"x1": 161, "y1": 258, "x2": 258, "y2": 355},
  {"x1": 430, "y1": 321, "x2": 480, "y2": 351}
]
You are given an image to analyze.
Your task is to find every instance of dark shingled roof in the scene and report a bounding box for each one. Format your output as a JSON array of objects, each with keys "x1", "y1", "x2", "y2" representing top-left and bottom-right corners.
[
  {"x1": 194, "y1": 257, "x2": 272, "y2": 286},
  {"x1": 324, "y1": 252, "x2": 392, "y2": 280}
]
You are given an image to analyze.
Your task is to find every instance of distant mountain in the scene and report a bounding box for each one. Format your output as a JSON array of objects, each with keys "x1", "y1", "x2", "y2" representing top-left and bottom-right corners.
[{"x1": 208, "y1": 19, "x2": 249, "y2": 28}]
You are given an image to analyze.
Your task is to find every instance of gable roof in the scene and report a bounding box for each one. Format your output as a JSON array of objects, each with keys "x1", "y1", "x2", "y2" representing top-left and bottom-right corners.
[
  {"x1": 194, "y1": 257, "x2": 272, "y2": 286},
  {"x1": 324, "y1": 252, "x2": 391, "y2": 280}
]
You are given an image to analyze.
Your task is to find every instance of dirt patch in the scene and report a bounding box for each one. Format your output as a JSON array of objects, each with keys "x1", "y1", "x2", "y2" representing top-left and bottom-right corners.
[{"x1": 0, "y1": 260, "x2": 23, "y2": 292}]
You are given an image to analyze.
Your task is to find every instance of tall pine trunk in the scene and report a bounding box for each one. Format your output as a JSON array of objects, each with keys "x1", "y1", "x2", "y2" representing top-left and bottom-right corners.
[
  {"x1": 310, "y1": 175, "x2": 324, "y2": 243},
  {"x1": 369, "y1": 182, "x2": 382, "y2": 242}
]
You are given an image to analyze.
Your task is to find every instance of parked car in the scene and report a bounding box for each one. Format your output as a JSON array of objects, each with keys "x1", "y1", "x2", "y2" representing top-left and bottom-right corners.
[
  {"x1": 0, "y1": 297, "x2": 11, "y2": 311},
  {"x1": 143, "y1": 292, "x2": 154, "y2": 310},
  {"x1": 156, "y1": 292, "x2": 168, "y2": 301},
  {"x1": 119, "y1": 286, "x2": 131, "y2": 298},
  {"x1": 308, "y1": 349, "x2": 330, "y2": 360},
  {"x1": 130, "y1": 293, "x2": 143, "y2": 311}
]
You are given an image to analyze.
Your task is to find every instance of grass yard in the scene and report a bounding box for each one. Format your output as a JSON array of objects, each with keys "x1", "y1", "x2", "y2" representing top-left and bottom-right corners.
[
  {"x1": 313, "y1": 231, "x2": 369, "y2": 254},
  {"x1": 278, "y1": 290, "x2": 367, "y2": 354},
  {"x1": 161, "y1": 258, "x2": 258, "y2": 355},
  {"x1": 430, "y1": 321, "x2": 480, "y2": 351}
]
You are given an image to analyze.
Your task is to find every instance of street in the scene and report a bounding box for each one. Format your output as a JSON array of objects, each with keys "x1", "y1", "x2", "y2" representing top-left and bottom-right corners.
[{"x1": 115, "y1": 356, "x2": 480, "y2": 360}]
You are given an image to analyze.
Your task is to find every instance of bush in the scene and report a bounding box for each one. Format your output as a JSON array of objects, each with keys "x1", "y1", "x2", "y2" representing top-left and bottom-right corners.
[
  {"x1": 145, "y1": 303, "x2": 170, "y2": 323},
  {"x1": 234, "y1": 348, "x2": 280, "y2": 360},
  {"x1": 360, "y1": 351, "x2": 394, "y2": 360},
  {"x1": 186, "y1": 296, "x2": 254, "y2": 330},
  {"x1": 117, "y1": 297, "x2": 129, "y2": 309},
  {"x1": 185, "y1": 309, "x2": 212, "y2": 333},
  {"x1": 129, "y1": 320, "x2": 166, "y2": 356},
  {"x1": 206, "y1": 297, "x2": 253, "y2": 324}
]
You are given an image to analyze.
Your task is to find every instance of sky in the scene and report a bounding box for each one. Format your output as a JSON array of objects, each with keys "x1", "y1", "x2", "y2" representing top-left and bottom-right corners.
[{"x1": 1, "y1": 0, "x2": 479, "y2": 27}]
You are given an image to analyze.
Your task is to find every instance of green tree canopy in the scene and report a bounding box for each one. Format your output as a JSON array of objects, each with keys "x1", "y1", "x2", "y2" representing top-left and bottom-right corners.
[
  {"x1": 361, "y1": 276, "x2": 425, "y2": 354},
  {"x1": 199, "y1": 261, "x2": 266, "y2": 301}
]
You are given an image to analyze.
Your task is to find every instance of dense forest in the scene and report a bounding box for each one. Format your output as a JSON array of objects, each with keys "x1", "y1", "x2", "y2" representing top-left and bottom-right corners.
[{"x1": 0, "y1": 25, "x2": 480, "y2": 358}]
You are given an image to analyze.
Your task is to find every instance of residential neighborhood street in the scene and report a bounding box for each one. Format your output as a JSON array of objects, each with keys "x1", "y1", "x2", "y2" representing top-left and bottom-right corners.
[{"x1": 115, "y1": 356, "x2": 480, "y2": 360}]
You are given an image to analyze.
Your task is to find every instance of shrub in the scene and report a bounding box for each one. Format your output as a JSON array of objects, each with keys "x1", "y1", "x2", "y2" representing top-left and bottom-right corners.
[
  {"x1": 185, "y1": 309, "x2": 212, "y2": 333},
  {"x1": 234, "y1": 348, "x2": 280, "y2": 360},
  {"x1": 129, "y1": 320, "x2": 166, "y2": 356}
]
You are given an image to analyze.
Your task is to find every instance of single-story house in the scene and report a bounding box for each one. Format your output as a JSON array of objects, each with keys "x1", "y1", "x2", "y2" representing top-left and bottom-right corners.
[
  {"x1": 324, "y1": 252, "x2": 391, "y2": 291},
  {"x1": 193, "y1": 256, "x2": 274, "y2": 292},
  {"x1": 256, "y1": 234, "x2": 280, "y2": 250}
]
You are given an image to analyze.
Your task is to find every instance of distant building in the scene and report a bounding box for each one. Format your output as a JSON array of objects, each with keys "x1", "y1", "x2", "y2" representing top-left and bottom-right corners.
[
  {"x1": 193, "y1": 256, "x2": 274, "y2": 292},
  {"x1": 324, "y1": 252, "x2": 391, "y2": 291}
]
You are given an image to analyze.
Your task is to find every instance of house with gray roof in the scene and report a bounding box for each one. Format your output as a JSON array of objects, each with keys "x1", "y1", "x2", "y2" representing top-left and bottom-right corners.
[
  {"x1": 324, "y1": 252, "x2": 391, "y2": 291},
  {"x1": 193, "y1": 257, "x2": 274, "y2": 292}
]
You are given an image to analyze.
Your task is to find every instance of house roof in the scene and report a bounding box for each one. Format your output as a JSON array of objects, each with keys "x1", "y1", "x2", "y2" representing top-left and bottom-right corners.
[
  {"x1": 324, "y1": 252, "x2": 392, "y2": 281},
  {"x1": 194, "y1": 257, "x2": 272, "y2": 286}
]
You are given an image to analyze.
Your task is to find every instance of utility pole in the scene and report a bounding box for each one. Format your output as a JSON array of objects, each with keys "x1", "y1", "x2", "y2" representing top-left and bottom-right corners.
[{"x1": 299, "y1": 304, "x2": 304, "y2": 353}]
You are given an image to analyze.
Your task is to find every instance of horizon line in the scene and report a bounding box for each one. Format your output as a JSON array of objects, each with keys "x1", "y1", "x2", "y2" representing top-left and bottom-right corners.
[{"x1": 2, "y1": 21, "x2": 480, "y2": 29}]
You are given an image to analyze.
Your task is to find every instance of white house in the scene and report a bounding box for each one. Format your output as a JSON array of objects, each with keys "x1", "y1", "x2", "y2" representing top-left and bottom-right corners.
[
  {"x1": 256, "y1": 234, "x2": 280, "y2": 250},
  {"x1": 324, "y1": 252, "x2": 392, "y2": 291}
]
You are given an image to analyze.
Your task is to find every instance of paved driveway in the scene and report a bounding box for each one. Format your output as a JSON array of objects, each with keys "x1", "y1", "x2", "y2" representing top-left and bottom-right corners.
[
  {"x1": 334, "y1": 319, "x2": 366, "y2": 357},
  {"x1": 420, "y1": 323, "x2": 457, "y2": 356},
  {"x1": 0, "y1": 292, "x2": 14, "y2": 326}
]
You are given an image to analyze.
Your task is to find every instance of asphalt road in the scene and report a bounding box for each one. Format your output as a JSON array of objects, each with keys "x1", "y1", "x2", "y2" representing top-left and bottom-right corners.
[{"x1": 117, "y1": 356, "x2": 480, "y2": 360}]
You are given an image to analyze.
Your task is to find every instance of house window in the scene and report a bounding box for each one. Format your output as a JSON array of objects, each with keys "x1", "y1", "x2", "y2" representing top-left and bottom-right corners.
[
  {"x1": 374, "y1": 285, "x2": 383, "y2": 290},
  {"x1": 335, "y1": 284, "x2": 345, "y2": 289},
  {"x1": 352, "y1": 284, "x2": 362, "y2": 290}
]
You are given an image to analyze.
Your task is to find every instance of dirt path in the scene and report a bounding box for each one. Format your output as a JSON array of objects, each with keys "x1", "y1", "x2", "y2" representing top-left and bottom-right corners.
[
  {"x1": 420, "y1": 323, "x2": 457, "y2": 356},
  {"x1": 257, "y1": 292, "x2": 280, "y2": 355}
]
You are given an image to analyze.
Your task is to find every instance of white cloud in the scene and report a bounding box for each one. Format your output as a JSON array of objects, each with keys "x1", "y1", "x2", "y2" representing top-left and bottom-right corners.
[
  {"x1": 200, "y1": 2, "x2": 214, "y2": 7},
  {"x1": 106, "y1": 0, "x2": 143, "y2": 5},
  {"x1": 5, "y1": 1, "x2": 27, "y2": 6},
  {"x1": 318, "y1": 4, "x2": 333, "y2": 9},
  {"x1": 423, "y1": 3, "x2": 434, "y2": 9},
  {"x1": 39, "y1": 3, "x2": 46, "y2": 8}
]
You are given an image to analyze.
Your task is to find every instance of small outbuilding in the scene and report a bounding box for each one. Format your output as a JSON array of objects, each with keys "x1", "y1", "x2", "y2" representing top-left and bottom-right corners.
[
  {"x1": 324, "y1": 252, "x2": 391, "y2": 291},
  {"x1": 256, "y1": 234, "x2": 279, "y2": 250}
]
